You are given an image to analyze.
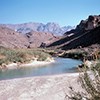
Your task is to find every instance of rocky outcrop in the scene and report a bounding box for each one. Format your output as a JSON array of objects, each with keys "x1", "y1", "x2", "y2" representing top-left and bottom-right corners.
[
  {"x1": 47, "y1": 15, "x2": 100, "y2": 50},
  {"x1": 65, "y1": 15, "x2": 100, "y2": 35},
  {"x1": 76, "y1": 15, "x2": 100, "y2": 31},
  {"x1": 61, "y1": 25, "x2": 100, "y2": 50}
]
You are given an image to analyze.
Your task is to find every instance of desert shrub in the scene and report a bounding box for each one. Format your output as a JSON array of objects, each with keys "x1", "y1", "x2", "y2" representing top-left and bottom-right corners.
[
  {"x1": 0, "y1": 48, "x2": 26, "y2": 64},
  {"x1": 0, "y1": 59, "x2": 7, "y2": 65},
  {"x1": 37, "y1": 52, "x2": 49, "y2": 61},
  {"x1": 66, "y1": 64, "x2": 100, "y2": 100},
  {"x1": 66, "y1": 51, "x2": 100, "y2": 100}
]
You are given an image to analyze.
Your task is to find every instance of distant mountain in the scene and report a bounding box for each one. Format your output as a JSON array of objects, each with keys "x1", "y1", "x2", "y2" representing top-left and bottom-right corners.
[
  {"x1": 47, "y1": 15, "x2": 100, "y2": 50},
  {"x1": 0, "y1": 22, "x2": 74, "y2": 36}
]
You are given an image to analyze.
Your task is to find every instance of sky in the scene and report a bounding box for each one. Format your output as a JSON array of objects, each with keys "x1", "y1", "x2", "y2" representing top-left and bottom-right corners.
[{"x1": 0, "y1": 0, "x2": 100, "y2": 26}]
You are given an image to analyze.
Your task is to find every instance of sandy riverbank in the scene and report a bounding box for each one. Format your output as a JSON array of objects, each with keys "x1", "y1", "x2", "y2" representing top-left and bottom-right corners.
[
  {"x1": 0, "y1": 58, "x2": 55, "y2": 70},
  {"x1": 20, "y1": 59, "x2": 55, "y2": 68},
  {"x1": 0, "y1": 73, "x2": 84, "y2": 100}
]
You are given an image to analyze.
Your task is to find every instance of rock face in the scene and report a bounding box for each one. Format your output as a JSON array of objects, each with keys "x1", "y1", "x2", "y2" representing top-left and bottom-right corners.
[
  {"x1": 65, "y1": 15, "x2": 100, "y2": 35},
  {"x1": 47, "y1": 15, "x2": 100, "y2": 50},
  {"x1": 76, "y1": 15, "x2": 100, "y2": 31},
  {"x1": 0, "y1": 22, "x2": 74, "y2": 36}
]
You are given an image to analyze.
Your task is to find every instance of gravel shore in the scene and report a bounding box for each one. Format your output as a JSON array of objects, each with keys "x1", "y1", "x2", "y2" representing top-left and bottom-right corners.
[{"x1": 0, "y1": 73, "x2": 83, "y2": 100}]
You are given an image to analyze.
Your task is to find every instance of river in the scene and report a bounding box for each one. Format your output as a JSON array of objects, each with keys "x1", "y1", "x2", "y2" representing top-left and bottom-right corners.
[{"x1": 0, "y1": 57, "x2": 82, "y2": 80}]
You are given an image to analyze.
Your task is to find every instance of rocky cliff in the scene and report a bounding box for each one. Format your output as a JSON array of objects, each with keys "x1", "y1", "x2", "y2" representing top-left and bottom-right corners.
[{"x1": 47, "y1": 15, "x2": 100, "y2": 50}]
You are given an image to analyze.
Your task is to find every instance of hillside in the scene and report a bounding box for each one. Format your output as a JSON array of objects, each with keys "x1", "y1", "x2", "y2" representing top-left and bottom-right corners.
[
  {"x1": 0, "y1": 26, "x2": 58, "y2": 48},
  {"x1": 25, "y1": 31, "x2": 59, "y2": 48},
  {"x1": 0, "y1": 26, "x2": 29, "y2": 48},
  {"x1": 47, "y1": 15, "x2": 100, "y2": 50}
]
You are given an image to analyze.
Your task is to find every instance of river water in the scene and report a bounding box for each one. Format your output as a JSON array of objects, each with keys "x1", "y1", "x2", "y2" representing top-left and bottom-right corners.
[{"x1": 0, "y1": 58, "x2": 82, "y2": 80}]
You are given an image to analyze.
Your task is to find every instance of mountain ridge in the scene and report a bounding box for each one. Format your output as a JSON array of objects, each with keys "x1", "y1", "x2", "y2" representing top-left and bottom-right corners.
[{"x1": 0, "y1": 22, "x2": 74, "y2": 36}]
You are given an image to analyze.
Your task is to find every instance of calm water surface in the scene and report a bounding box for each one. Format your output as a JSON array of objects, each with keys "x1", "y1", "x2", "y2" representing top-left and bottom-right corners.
[{"x1": 0, "y1": 58, "x2": 82, "y2": 80}]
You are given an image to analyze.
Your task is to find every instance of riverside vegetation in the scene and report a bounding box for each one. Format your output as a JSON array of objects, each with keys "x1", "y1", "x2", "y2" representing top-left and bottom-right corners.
[
  {"x1": 65, "y1": 50, "x2": 100, "y2": 100},
  {"x1": 0, "y1": 46, "x2": 52, "y2": 67}
]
